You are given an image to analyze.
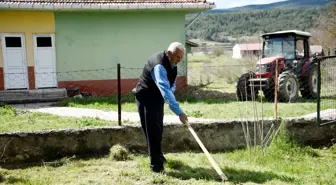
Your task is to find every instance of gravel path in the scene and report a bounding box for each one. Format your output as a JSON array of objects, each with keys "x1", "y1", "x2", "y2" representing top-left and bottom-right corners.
[{"x1": 12, "y1": 102, "x2": 218, "y2": 124}]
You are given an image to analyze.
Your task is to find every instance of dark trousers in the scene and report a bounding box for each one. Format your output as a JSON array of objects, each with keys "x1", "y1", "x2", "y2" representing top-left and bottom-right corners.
[{"x1": 136, "y1": 95, "x2": 166, "y2": 172}]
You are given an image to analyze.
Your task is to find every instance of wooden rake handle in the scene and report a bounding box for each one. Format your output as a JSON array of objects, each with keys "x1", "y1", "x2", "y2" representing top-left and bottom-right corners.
[{"x1": 184, "y1": 121, "x2": 229, "y2": 182}]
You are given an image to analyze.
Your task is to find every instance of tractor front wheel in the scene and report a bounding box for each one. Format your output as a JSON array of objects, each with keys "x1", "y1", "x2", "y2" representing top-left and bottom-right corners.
[
  {"x1": 236, "y1": 72, "x2": 258, "y2": 101},
  {"x1": 278, "y1": 71, "x2": 299, "y2": 102}
]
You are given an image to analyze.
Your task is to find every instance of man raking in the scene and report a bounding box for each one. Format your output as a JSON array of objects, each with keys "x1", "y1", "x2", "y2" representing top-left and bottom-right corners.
[{"x1": 133, "y1": 42, "x2": 228, "y2": 181}]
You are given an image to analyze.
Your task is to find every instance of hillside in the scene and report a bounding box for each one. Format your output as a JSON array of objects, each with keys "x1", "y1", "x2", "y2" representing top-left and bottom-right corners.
[
  {"x1": 209, "y1": 0, "x2": 328, "y2": 13},
  {"x1": 185, "y1": 7, "x2": 326, "y2": 42}
]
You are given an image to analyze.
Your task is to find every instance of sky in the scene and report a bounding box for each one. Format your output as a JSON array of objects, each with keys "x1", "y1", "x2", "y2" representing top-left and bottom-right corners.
[{"x1": 212, "y1": 0, "x2": 286, "y2": 9}]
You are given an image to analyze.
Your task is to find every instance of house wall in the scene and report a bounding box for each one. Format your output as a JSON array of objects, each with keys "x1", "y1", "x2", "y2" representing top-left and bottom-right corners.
[
  {"x1": 232, "y1": 44, "x2": 242, "y2": 59},
  {"x1": 242, "y1": 50, "x2": 261, "y2": 58},
  {"x1": 0, "y1": 37, "x2": 5, "y2": 91},
  {"x1": 0, "y1": 11, "x2": 55, "y2": 90},
  {"x1": 0, "y1": 38, "x2": 3, "y2": 68},
  {"x1": 0, "y1": 38, "x2": 3, "y2": 90},
  {"x1": 54, "y1": 11, "x2": 188, "y2": 96}
]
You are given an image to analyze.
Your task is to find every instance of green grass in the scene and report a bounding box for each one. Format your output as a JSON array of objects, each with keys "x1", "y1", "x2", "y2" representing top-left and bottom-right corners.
[
  {"x1": 0, "y1": 133, "x2": 334, "y2": 185},
  {"x1": 54, "y1": 92, "x2": 332, "y2": 119},
  {"x1": 0, "y1": 104, "x2": 130, "y2": 133},
  {"x1": 188, "y1": 53, "x2": 254, "y2": 66}
]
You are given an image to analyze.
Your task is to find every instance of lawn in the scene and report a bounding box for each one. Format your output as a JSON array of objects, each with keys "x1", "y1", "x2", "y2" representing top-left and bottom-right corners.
[
  {"x1": 0, "y1": 132, "x2": 335, "y2": 185},
  {"x1": 53, "y1": 53, "x2": 334, "y2": 119},
  {"x1": 0, "y1": 104, "x2": 129, "y2": 133}
]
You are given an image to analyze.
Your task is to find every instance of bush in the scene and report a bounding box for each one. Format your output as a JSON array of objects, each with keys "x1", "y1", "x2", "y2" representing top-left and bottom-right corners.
[
  {"x1": 212, "y1": 47, "x2": 224, "y2": 57},
  {"x1": 0, "y1": 104, "x2": 19, "y2": 117}
]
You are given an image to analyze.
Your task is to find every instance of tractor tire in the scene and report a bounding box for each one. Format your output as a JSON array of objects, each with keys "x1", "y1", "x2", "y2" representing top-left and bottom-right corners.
[
  {"x1": 236, "y1": 72, "x2": 258, "y2": 101},
  {"x1": 278, "y1": 70, "x2": 299, "y2": 102},
  {"x1": 300, "y1": 64, "x2": 318, "y2": 99}
]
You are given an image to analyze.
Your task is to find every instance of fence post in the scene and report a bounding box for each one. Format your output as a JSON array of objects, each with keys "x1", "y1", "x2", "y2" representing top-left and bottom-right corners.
[
  {"x1": 317, "y1": 59, "x2": 321, "y2": 127},
  {"x1": 117, "y1": 63, "x2": 121, "y2": 126},
  {"x1": 274, "y1": 59, "x2": 278, "y2": 119}
]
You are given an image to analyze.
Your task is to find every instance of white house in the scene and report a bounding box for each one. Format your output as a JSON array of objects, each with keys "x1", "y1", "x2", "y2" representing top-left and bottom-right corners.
[
  {"x1": 310, "y1": 45, "x2": 324, "y2": 56},
  {"x1": 232, "y1": 43, "x2": 262, "y2": 59}
]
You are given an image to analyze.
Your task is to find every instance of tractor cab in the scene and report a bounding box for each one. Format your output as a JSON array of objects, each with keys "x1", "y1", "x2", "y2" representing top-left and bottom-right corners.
[
  {"x1": 257, "y1": 30, "x2": 311, "y2": 77},
  {"x1": 262, "y1": 30, "x2": 311, "y2": 61},
  {"x1": 236, "y1": 30, "x2": 318, "y2": 102},
  {"x1": 257, "y1": 30, "x2": 312, "y2": 78}
]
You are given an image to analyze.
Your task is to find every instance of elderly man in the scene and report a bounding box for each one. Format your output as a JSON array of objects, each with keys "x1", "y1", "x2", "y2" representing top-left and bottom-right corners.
[{"x1": 133, "y1": 42, "x2": 188, "y2": 173}]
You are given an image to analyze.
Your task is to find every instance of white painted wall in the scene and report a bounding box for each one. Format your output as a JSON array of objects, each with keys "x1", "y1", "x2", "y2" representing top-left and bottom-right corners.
[{"x1": 232, "y1": 44, "x2": 242, "y2": 59}]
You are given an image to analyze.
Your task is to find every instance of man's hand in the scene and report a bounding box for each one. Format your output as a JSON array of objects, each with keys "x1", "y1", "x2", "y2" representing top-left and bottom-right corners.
[{"x1": 179, "y1": 113, "x2": 188, "y2": 124}]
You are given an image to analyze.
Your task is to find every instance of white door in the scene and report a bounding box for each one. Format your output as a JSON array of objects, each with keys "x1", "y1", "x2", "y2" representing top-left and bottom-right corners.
[
  {"x1": 33, "y1": 34, "x2": 57, "y2": 88},
  {"x1": 1, "y1": 34, "x2": 28, "y2": 89}
]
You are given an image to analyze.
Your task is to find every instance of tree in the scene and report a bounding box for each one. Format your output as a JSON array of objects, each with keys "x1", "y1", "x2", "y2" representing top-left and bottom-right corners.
[
  {"x1": 185, "y1": 8, "x2": 323, "y2": 42},
  {"x1": 311, "y1": 2, "x2": 336, "y2": 55}
]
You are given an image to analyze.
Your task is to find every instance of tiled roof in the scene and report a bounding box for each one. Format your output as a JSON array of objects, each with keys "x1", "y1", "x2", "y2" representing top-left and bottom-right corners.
[
  {"x1": 238, "y1": 43, "x2": 262, "y2": 51},
  {"x1": 0, "y1": 0, "x2": 215, "y2": 10},
  {"x1": 0, "y1": 0, "x2": 213, "y2": 3}
]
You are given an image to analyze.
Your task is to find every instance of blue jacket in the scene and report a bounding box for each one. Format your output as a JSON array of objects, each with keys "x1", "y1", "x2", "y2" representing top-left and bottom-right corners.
[{"x1": 151, "y1": 64, "x2": 184, "y2": 116}]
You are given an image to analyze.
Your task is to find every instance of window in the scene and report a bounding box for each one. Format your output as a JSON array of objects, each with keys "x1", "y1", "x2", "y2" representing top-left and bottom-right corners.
[
  {"x1": 36, "y1": 37, "x2": 52, "y2": 47},
  {"x1": 296, "y1": 39, "x2": 304, "y2": 58},
  {"x1": 263, "y1": 37, "x2": 295, "y2": 60},
  {"x1": 5, "y1": 37, "x2": 22, "y2": 47}
]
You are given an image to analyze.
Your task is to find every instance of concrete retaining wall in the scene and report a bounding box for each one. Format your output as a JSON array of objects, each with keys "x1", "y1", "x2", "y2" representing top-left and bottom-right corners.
[
  {"x1": 0, "y1": 117, "x2": 335, "y2": 165},
  {"x1": 0, "y1": 88, "x2": 67, "y2": 104}
]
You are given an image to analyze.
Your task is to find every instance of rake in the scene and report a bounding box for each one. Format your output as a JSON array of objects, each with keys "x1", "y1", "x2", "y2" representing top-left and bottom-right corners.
[{"x1": 184, "y1": 120, "x2": 229, "y2": 182}]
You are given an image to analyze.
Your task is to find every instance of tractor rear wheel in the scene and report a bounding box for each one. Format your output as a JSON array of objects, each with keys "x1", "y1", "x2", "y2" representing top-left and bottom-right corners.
[
  {"x1": 278, "y1": 70, "x2": 299, "y2": 102},
  {"x1": 300, "y1": 64, "x2": 318, "y2": 99},
  {"x1": 236, "y1": 72, "x2": 258, "y2": 101}
]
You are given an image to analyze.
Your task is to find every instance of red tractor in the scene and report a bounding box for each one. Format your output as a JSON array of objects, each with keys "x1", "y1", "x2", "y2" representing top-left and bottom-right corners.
[{"x1": 236, "y1": 30, "x2": 318, "y2": 102}]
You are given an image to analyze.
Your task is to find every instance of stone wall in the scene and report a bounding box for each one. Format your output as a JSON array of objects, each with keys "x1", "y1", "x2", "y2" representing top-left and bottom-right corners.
[{"x1": 0, "y1": 117, "x2": 334, "y2": 165}]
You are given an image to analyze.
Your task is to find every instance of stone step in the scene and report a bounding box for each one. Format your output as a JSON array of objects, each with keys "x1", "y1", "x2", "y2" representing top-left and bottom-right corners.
[{"x1": 0, "y1": 88, "x2": 67, "y2": 104}]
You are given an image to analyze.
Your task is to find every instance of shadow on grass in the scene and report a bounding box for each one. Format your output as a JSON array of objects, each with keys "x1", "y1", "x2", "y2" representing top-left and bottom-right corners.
[
  {"x1": 1, "y1": 152, "x2": 110, "y2": 170},
  {"x1": 54, "y1": 95, "x2": 124, "y2": 107},
  {"x1": 1, "y1": 176, "x2": 32, "y2": 184},
  {"x1": 54, "y1": 85, "x2": 241, "y2": 107},
  {"x1": 0, "y1": 171, "x2": 35, "y2": 184},
  {"x1": 166, "y1": 159, "x2": 296, "y2": 184}
]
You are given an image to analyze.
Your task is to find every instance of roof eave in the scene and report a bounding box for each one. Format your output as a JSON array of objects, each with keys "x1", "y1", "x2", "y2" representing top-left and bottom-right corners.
[
  {"x1": 0, "y1": 3, "x2": 216, "y2": 11},
  {"x1": 186, "y1": 40, "x2": 199, "y2": 47}
]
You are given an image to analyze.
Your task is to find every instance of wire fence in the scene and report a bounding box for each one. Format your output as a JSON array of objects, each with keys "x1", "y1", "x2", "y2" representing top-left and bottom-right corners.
[
  {"x1": 317, "y1": 56, "x2": 336, "y2": 126},
  {"x1": 0, "y1": 57, "x2": 335, "y2": 128}
]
